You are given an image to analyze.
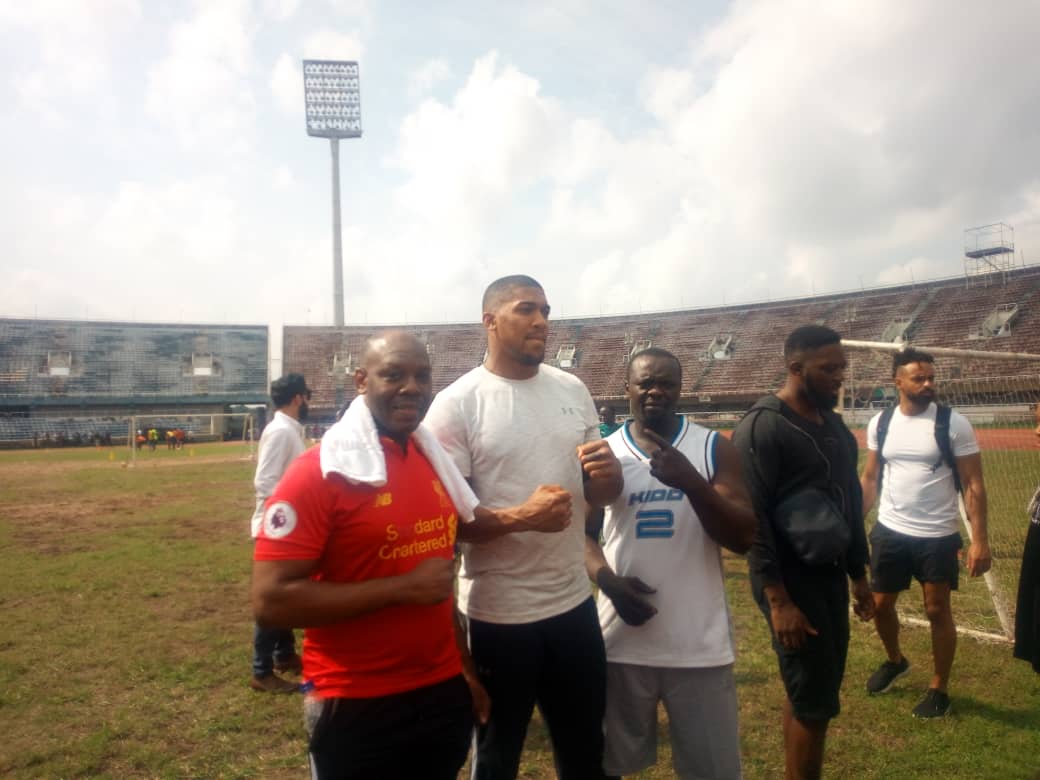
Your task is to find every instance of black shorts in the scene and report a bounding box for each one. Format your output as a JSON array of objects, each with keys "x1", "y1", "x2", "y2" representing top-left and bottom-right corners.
[
  {"x1": 870, "y1": 522, "x2": 962, "y2": 593},
  {"x1": 308, "y1": 674, "x2": 473, "y2": 780},
  {"x1": 757, "y1": 565, "x2": 849, "y2": 722}
]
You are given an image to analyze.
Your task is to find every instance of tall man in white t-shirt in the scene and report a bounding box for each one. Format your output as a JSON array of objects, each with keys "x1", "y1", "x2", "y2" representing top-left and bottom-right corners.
[
  {"x1": 860, "y1": 348, "x2": 991, "y2": 718},
  {"x1": 424, "y1": 275, "x2": 623, "y2": 779},
  {"x1": 585, "y1": 347, "x2": 755, "y2": 779}
]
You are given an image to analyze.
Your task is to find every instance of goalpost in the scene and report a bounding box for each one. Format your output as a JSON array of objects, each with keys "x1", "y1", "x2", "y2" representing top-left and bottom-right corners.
[
  {"x1": 842, "y1": 339, "x2": 1040, "y2": 643},
  {"x1": 128, "y1": 412, "x2": 257, "y2": 465}
]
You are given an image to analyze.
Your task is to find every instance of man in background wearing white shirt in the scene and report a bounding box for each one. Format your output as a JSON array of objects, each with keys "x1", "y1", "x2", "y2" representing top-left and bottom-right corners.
[
  {"x1": 859, "y1": 349, "x2": 990, "y2": 718},
  {"x1": 249, "y1": 372, "x2": 311, "y2": 693}
]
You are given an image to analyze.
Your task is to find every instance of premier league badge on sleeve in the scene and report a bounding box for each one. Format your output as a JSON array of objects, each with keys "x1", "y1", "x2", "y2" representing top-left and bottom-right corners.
[{"x1": 263, "y1": 501, "x2": 298, "y2": 539}]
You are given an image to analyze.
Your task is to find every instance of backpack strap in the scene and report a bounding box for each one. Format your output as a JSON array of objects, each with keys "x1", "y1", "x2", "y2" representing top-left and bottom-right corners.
[
  {"x1": 932, "y1": 403, "x2": 962, "y2": 494},
  {"x1": 875, "y1": 405, "x2": 896, "y2": 496}
]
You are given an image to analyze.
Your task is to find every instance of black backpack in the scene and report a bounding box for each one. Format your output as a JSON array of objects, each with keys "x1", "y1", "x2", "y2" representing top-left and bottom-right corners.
[{"x1": 875, "y1": 403, "x2": 961, "y2": 496}]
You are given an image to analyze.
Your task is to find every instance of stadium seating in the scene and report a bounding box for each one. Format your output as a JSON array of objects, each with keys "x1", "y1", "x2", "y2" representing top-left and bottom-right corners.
[
  {"x1": 0, "y1": 319, "x2": 268, "y2": 406},
  {"x1": 7, "y1": 266, "x2": 1040, "y2": 441},
  {"x1": 284, "y1": 266, "x2": 1040, "y2": 414}
]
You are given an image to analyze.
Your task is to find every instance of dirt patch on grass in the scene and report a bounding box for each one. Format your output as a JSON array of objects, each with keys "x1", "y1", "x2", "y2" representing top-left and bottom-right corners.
[{"x1": 4, "y1": 494, "x2": 167, "y2": 555}]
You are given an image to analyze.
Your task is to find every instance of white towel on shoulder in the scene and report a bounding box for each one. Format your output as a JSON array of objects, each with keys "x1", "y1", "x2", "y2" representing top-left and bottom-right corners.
[{"x1": 320, "y1": 396, "x2": 478, "y2": 522}]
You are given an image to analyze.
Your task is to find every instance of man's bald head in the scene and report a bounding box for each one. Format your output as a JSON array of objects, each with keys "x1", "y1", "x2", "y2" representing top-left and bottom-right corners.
[
  {"x1": 360, "y1": 330, "x2": 428, "y2": 369},
  {"x1": 354, "y1": 330, "x2": 433, "y2": 444}
]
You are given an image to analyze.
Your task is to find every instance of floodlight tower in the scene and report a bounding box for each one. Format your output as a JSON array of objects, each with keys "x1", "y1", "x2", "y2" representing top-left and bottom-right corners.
[{"x1": 303, "y1": 60, "x2": 362, "y2": 326}]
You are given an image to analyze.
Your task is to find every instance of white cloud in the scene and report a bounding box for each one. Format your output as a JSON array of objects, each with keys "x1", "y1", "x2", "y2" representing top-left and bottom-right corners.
[
  {"x1": 876, "y1": 257, "x2": 947, "y2": 287},
  {"x1": 1, "y1": 0, "x2": 141, "y2": 121},
  {"x1": 325, "y1": 0, "x2": 369, "y2": 17},
  {"x1": 1, "y1": 175, "x2": 256, "y2": 321},
  {"x1": 641, "y1": 65, "x2": 696, "y2": 122},
  {"x1": 270, "y1": 53, "x2": 300, "y2": 115},
  {"x1": 538, "y1": 0, "x2": 1040, "y2": 312},
  {"x1": 408, "y1": 58, "x2": 451, "y2": 97},
  {"x1": 301, "y1": 28, "x2": 364, "y2": 61},
  {"x1": 393, "y1": 52, "x2": 566, "y2": 236},
  {"x1": 7, "y1": 0, "x2": 1040, "y2": 338},
  {"x1": 145, "y1": 0, "x2": 257, "y2": 150},
  {"x1": 262, "y1": 0, "x2": 301, "y2": 21},
  {"x1": 273, "y1": 164, "x2": 295, "y2": 189}
]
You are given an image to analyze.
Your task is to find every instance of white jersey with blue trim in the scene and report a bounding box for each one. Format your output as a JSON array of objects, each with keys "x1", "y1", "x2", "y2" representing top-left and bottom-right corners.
[{"x1": 597, "y1": 417, "x2": 735, "y2": 667}]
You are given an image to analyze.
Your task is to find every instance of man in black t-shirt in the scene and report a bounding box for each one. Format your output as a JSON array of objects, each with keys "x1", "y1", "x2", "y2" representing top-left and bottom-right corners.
[{"x1": 733, "y1": 325, "x2": 874, "y2": 780}]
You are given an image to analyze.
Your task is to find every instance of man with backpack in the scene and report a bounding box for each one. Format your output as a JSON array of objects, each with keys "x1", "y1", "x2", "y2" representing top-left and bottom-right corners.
[{"x1": 859, "y1": 348, "x2": 991, "y2": 718}]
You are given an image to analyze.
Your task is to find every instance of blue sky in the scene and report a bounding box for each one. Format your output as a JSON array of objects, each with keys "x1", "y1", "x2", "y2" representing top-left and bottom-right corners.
[{"x1": 2, "y1": 0, "x2": 1039, "y2": 365}]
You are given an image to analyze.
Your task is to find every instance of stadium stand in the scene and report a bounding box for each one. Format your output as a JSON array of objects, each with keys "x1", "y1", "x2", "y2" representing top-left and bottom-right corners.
[
  {"x1": 0, "y1": 319, "x2": 268, "y2": 445},
  {"x1": 283, "y1": 266, "x2": 1040, "y2": 417}
]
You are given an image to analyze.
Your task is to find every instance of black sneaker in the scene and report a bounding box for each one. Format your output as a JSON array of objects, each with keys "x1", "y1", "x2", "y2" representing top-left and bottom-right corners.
[
  {"x1": 912, "y1": 688, "x2": 951, "y2": 719},
  {"x1": 866, "y1": 656, "x2": 911, "y2": 694}
]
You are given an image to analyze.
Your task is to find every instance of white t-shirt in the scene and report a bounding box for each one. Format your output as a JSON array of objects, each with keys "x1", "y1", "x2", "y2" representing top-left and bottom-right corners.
[
  {"x1": 423, "y1": 364, "x2": 600, "y2": 623},
  {"x1": 250, "y1": 410, "x2": 307, "y2": 538},
  {"x1": 598, "y1": 418, "x2": 735, "y2": 668},
  {"x1": 867, "y1": 403, "x2": 979, "y2": 538}
]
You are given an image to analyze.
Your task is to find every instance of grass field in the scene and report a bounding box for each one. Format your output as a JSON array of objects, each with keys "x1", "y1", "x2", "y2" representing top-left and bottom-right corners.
[{"x1": 2, "y1": 443, "x2": 1040, "y2": 779}]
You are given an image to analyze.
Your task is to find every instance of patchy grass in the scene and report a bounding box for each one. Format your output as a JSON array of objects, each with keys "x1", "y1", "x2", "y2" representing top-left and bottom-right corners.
[{"x1": 1, "y1": 444, "x2": 1038, "y2": 778}]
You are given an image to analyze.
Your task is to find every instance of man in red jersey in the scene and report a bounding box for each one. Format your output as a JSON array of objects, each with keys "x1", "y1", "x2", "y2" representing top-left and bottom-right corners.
[{"x1": 252, "y1": 331, "x2": 571, "y2": 780}]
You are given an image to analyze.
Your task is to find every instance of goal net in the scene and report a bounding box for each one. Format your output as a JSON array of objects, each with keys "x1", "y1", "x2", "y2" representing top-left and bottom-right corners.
[
  {"x1": 842, "y1": 339, "x2": 1040, "y2": 642},
  {"x1": 129, "y1": 412, "x2": 256, "y2": 464}
]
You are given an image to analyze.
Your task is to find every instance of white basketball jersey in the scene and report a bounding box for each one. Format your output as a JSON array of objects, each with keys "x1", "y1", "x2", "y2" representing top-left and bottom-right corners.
[{"x1": 597, "y1": 417, "x2": 735, "y2": 667}]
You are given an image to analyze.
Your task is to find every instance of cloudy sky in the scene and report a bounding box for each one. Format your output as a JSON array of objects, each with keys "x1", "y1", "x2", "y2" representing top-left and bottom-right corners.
[{"x1": 3, "y1": 0, "x2": 1040, "y2": 347}]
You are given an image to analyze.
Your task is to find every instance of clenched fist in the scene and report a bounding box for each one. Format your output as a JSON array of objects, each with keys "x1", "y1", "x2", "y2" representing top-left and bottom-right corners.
[
  {"x1": 517, "y1": 484, "x2": 572, "y2": 533},
  {"x1": 402, "y1": 557, "x2": 455, "y2": 605},
  {"x1": 578, "y1": 439, "x2": 622, "y2": 484}
]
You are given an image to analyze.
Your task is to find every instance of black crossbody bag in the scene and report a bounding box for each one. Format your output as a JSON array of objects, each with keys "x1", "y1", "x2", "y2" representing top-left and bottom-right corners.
[
  {"x1": 772, "y1": 485, "x2": 850, "y2": 566},
  {"x1": 749, "y1": 409, "x2": 851, "y2": 566}
]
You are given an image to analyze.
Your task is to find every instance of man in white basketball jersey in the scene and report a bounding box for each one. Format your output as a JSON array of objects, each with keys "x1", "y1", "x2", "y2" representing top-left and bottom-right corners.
[{"x1": 585, "y1": 347, "x2": 756, "y2": 779}]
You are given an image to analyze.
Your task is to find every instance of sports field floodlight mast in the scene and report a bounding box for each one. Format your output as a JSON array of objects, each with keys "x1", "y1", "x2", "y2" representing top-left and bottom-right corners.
[{"x1": 303, "y1": 59, "x2": 362, "y2": 327}]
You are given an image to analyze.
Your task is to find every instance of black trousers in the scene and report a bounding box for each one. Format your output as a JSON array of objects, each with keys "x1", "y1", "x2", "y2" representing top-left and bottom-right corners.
[
  {"x1": 468, "y1": 597, "x2": 607, "y2": 780},
  {"x1": 308, "y1": 674, "x2": 473, "y2": 780}
]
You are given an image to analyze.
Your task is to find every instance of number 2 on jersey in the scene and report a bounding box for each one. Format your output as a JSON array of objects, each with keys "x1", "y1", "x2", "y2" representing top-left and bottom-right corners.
[{"x1": 635, "y1": 509, "x2": 674, "y2": 539}]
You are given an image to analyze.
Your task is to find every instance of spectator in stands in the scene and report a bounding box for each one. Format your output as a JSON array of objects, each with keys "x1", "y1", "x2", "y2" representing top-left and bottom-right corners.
[
  {"x1": 252, "y1": 331, "x2": 569, "y2": 778},
  {"x1": 1014, "y1": 401, "x2": 1040, "y2": 673},
  {"x1": 424, "y1": 274, "x2": 623, "y2": 780},
  {"x1": 860, "y1": 348, "x2": 990, "y2": 717},
  {"x1": 585, "y1": 347, "x2": 755, "y2": 779},
  {"x1": 732, "y1": 325, "x2": 873, "y2": 780},
  {"x1": 248, "y1": 372, "x2": 311, "y2": 693},
  {"x1": 598, "y1": 405, "x2": 620, "y2": 438}
]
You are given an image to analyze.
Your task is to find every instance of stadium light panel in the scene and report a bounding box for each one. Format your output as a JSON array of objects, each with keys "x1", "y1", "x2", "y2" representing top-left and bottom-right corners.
[{"x1": 303, "y1": 60, "x2": 362, "y2": 138}]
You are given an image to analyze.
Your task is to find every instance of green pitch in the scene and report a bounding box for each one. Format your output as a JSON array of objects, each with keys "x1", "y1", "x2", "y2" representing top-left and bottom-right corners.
[{"x1": 1, "y1": 444, "x2": 1038, "y2": 778}]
